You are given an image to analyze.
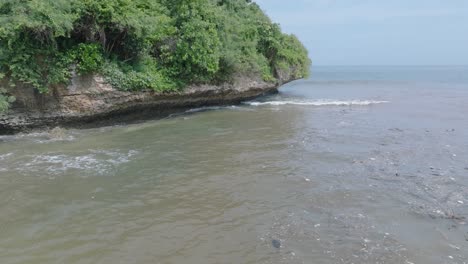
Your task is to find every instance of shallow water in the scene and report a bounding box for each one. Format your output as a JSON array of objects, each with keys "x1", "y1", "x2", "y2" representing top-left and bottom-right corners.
[{"x1": 1, "y1": 66, "x2": 467, "y2": 264}]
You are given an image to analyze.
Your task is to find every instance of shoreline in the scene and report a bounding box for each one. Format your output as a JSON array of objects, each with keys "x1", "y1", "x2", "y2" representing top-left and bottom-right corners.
[{"x1": 0, "y1": 75, "x2": 290, "y2": 134}]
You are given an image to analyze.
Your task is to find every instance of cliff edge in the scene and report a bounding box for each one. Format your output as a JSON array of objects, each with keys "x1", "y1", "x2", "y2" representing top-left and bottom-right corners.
[{"x1": 0, "y1": 75, "x2": 289, "y2": 134}]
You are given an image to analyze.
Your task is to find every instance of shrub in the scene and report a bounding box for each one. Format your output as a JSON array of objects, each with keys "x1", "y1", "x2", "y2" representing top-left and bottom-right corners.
[
  {"x1": 73, "y1": 44, "x2": 104, "y2": 74},
  {"x1": 102, "y1": 59, "x2": 178, "y2": 92},
  {"x1": 0, "y1": 0, "x2": 311, "y2": 110}
]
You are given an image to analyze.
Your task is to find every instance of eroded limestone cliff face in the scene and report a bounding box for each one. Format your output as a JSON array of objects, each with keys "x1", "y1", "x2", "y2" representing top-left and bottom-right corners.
[{"x1": 0, "y1": 75, "x2": 282, "y2": 134}]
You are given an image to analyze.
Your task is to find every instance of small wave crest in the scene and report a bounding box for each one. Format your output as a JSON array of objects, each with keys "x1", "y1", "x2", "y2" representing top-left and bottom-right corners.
[
  {"x1": 0, "y1": 153, "x2": 14, "y2": 171},
  {"x1": 0, "y1": 153, "x2": 13, "y2": 161},
  {"x1": 18, "y1": 149, "x2": 139, "y2": 176},
  {"x1": 167, "y1": 105, "x2": 251, "y2": 118},
  {"x1": 244, "y1": 99, "x2": 389, "y2": 106},
  {"x1": 0, "y1": 130, "x2": 76, "y2": 144},
  {"x1": 185, "y1": 105, "x2": 239, "y2": 113}
]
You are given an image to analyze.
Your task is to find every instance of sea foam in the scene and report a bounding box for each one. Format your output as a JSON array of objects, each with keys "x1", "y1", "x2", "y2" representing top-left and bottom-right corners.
[
  {"x1": 20, "y1": 149, "x2": 139, "y2": 176},
  {"x1": 244, "y1": 99, "x2": 389, "y2": 106}
]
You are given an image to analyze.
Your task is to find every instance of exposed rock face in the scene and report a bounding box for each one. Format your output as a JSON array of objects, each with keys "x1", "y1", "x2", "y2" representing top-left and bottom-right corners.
[{"x1": 0, "y1": 75, "x2": 282, "y2": 134}]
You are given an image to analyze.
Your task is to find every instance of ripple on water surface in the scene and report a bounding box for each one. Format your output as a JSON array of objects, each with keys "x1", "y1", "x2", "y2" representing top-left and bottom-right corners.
[{"x1": 1, "y1": 67, "x2": 468, "y2": 263}]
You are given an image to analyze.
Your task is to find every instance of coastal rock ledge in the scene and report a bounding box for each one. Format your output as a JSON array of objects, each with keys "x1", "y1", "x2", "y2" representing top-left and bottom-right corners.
[{"x1": 0, "y1": 75, "x2": 284, "y2": 134}]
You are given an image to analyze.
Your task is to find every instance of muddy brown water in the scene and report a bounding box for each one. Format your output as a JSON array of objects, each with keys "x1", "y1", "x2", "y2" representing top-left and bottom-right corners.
[{"x1": 0, "y1": 66, "x2": 467, "y2": 263}]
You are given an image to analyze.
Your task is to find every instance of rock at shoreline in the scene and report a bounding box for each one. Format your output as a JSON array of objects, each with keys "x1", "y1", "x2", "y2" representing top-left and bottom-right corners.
[{"x1": 0, "y1": 74, "x2": 298, "y2": 134}]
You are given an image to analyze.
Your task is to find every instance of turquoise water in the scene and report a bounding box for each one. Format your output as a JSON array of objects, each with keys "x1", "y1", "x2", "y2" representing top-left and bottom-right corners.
[{"x1": 0, "y1": 66, "x2": 467, "y2": 263}]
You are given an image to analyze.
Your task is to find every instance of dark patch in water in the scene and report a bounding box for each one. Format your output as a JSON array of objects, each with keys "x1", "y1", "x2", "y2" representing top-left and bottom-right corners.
[{"x1": 272, "y1": 239, "x2": 281, "y2": 249}]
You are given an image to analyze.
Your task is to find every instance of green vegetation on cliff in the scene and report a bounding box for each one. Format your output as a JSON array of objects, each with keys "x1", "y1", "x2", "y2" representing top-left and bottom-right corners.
[{"x1": 0, "y1": 0, "x2": 311, "y2": 110}]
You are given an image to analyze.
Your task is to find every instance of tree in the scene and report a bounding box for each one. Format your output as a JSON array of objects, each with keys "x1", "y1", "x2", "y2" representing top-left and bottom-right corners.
[{"x1": 0, "y1": 0, "x2": 311, "y2": 111}]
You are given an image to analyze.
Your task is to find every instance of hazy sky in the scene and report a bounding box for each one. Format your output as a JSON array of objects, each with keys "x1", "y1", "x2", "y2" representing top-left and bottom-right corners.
[{"x1": 256, "y1": 0, "x2": 468, "y2": 65}]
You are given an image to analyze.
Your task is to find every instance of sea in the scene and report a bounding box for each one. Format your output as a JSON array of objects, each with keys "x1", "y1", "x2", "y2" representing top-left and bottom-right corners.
[{"x1": 0, "y1": 66, "x2": 467, "y2": 263}]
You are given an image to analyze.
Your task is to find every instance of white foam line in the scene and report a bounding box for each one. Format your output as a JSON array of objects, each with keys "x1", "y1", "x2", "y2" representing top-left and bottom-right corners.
[{"x1": 244, "y1": 100, "x2": 389, "y2": 106}]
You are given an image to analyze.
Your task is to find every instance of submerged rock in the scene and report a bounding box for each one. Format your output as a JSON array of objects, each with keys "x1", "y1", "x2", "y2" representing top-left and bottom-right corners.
[{"x1": 272, "y1": 239, "x2": 281, "y2": 249}]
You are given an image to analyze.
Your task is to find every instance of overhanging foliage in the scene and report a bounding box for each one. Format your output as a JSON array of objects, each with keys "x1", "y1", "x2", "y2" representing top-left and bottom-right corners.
[{"x1": 0, "y1": 0, "x2": 311, "y2": 111}]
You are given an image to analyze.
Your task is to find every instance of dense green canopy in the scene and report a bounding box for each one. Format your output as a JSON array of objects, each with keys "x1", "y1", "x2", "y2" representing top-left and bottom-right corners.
[{"x1": 0, "y1": 0, "x2": 311, "y2": 108}]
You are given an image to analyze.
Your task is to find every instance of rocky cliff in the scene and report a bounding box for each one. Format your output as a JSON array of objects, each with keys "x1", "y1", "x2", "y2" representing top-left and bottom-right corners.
[{"x1": 0, "y1": 75, "x2": 283, "y2": 134}]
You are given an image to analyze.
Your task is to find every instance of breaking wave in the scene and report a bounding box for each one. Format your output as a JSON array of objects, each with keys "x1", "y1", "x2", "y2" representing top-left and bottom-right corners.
[{"x1": 244, "y1": 99, "x2": 389, "y2": 106}]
